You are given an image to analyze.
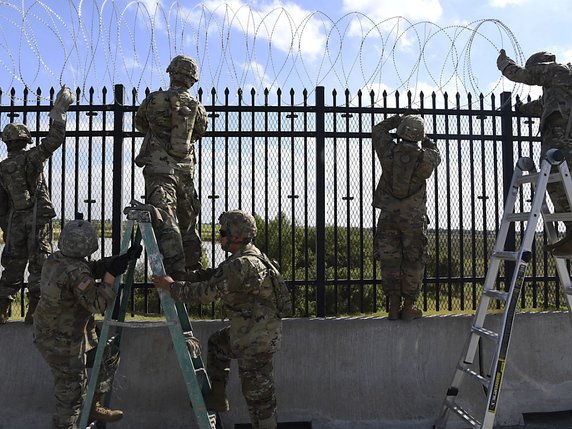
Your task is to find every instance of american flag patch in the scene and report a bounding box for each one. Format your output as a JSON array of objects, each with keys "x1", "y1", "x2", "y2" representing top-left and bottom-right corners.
[{"x1": 75, "y1": 277, "x2": 94, "y2": 293}]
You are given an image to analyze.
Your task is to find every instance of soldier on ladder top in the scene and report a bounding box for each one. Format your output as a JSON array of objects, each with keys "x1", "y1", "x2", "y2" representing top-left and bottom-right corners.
[
  {"x1": 135, "y1": 54, "x2": 208, "y2": 278},
  {"x1": 498, "y1": 48, "x2": 572, "y2": 256}
]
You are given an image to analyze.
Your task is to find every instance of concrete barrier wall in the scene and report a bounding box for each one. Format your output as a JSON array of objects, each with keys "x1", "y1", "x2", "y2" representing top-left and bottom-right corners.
[{"x1": 1, "y1": 312, "x2": 572, "y2": 429}]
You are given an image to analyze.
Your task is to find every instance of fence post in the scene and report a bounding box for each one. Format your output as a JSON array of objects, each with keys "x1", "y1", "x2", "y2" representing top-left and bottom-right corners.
[
  {"x1": 316, "y1": 86, "x2": 326, "y2": 317},
  {"x1": 500, "y1": 91, "x2": 515, "y2": 290},
  {"x1": 111, "y1": 84, "x2": 125, "y2": 255}
]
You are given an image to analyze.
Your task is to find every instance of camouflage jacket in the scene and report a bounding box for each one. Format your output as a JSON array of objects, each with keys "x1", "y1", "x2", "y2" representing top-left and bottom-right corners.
[
  {"x1": 33, "y1": 251, "x2": 115, "y2": 357},
  {"x1": 134, "y1": 86, "x2": 207, "y2": 175},
  {"x1": 0, "y1": 121, "x2": 65, "y2": 227},
  {"x1": 170, "y1": 243, "x2": 282, "y2": 355},
  {"x1": 502, "y1": 62, "x2": 572, "y2": 129},
  {"x1": 372, "y1": 116, "x2": 441, "y2": 207}
]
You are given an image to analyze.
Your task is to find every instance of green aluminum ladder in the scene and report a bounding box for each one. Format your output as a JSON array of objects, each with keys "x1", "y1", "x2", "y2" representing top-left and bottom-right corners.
[
  {"x1": 434, "y1": 148, "x2": 572, "y2": 429},
  {"x1": 79, "y1": 204, "x2": 222, "y2": 429}
]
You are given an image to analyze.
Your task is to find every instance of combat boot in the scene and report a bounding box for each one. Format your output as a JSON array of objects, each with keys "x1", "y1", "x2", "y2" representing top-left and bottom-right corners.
[
  {"x1": 0, "y1": 298, "x2": 11, "y2": 324},
  {"x1": 203, "y1": 380, "x2": 230, "y2": 412},
  {"x1": 24, "y1": 294, "x2": 40, "y2": 325},
  {"x1": 257, "y1": 414, "x2": 277, "y2": 429},
  {"x1": 551, "y1": 237, "x2": 572, "y2": 257},
  {"x1": 545, "y1": 232, "x2": 572, "y2": 252},
  {"x1": 401, "y1": 297, "x2": 422, "y2": 321},
  {"x1": 90, "y1": 394, "x2": 123, "y2": 423},
  {"x1": 387, "y1": 295, "x2": 402, "y2": 321}
]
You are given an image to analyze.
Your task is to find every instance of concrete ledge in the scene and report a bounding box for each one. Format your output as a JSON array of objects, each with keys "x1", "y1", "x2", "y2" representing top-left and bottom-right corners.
[{"x1": 1, "y1": 312, "x2": 572, "y2": 429}]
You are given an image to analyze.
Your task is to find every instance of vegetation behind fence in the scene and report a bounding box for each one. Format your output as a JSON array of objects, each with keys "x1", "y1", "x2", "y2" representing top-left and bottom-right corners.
[{"x1": 2, "y1": 85, "x2": 562, "y2": 319}]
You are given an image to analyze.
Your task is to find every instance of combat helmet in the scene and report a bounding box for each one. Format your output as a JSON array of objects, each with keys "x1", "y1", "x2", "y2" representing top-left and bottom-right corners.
[
  {"x1": 525, "y1": 51, "x2": 556, "y2": 69},
  {"x1": 397, "y1": 115, "x2": 425, "y2": 142},
  {"x1": 58, "y1": 219, "x2": 99, "y2": 258},
  {"x1": 219, "y1": 210, "x2": 258, "y2": 240},
  {"x1": 166, "y1": 55, "x2": 199, "y2": 88},
  {"x1": 1, "y1": 123, "x2": 32, "y2": 144}
]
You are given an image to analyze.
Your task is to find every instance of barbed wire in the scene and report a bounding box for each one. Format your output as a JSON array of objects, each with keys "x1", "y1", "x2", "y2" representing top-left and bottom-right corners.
[{"x1": 0, "y1": 1, "x2": 529, "y2": 106}]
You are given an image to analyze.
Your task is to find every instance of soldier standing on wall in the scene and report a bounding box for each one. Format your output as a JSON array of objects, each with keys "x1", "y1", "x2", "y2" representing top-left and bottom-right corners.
[
  {"x1": 0, "y1": 86, "x2": 74, "y2": 324},
  {"x1": 372, "y1": 114, "x2": 441, "y2": 320}
]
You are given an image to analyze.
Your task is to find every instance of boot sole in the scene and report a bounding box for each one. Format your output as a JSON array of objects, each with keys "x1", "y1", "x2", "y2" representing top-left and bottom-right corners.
[
  {"x1": 90, "y1": 415, "x2": 124, "y2": 423},
  {"x1": 400, "y1": 314, "x2": 422, "y2": 321}
]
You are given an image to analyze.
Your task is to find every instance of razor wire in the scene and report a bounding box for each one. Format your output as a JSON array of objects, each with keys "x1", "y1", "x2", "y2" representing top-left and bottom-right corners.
[{"x1": 0, "y1": 0, "x2": 530, "y2": 106}]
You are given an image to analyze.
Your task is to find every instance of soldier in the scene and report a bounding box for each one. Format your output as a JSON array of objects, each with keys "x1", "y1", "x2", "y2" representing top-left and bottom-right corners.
[
  {"x1": 153, "y1": 210, "x2": 292, "y2": 429},
  {"x1": 497, "y1": 49, "x2": 572, "y2": 256},
  {"x1": 135, "y1": 54, "x2": 208, "y2": 278},
  {"x1": 33, "y1": 219, "x2": 141, "y2": 429},
  {"x1": 0, "y1": 86, "x2": 74, "y2": 324},
  {"x1": 372, "y1": 114, "x2": 441, "y2": 320}
]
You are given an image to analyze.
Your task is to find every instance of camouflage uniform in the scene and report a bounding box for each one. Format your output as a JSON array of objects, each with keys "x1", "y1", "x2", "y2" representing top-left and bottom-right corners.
[
  {"x1": 372, "y1": 115, "x2": 441, "y2": 307},
  {"x1": 169, "y1": 242, "x2": 283, "y2": 427},
  {"x1": 33, "y1": 220, "x2": 124, "y2": 429},
  {"x1": 498, "y1": 50, "x2": 572, "y2": 233},
  {"x1": 135, "y1": 55, "x2": 208, "y2": 277},
  {"x1": 0, "y1": 121, "x2": 65, "y2": 306}
]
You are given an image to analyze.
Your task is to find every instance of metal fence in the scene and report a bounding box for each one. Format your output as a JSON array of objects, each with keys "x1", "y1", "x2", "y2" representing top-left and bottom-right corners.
[{"x1": 1, "y1": 85, "x2": 562, "y2": 318}]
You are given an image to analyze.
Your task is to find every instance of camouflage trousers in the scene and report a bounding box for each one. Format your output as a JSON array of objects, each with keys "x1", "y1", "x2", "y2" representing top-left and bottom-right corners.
[
  {"x1": 35, "y1": 339, "x2": 120, "y2": 429},
  {"x1": 144, "y1": 170, "x2": 202, "y2": 277},
  {"x1": 0, "y1": 211, "x2": 51, "y2": 300},
  {"x1": 374, "y1": 206, "x2": 428, "y2": 300},
  {"x1": 541, "y1": 114, "x2": 572, "y2": 232},
  {"x1": 208, "y1": 326, "x2": 277, "y2": 424}
]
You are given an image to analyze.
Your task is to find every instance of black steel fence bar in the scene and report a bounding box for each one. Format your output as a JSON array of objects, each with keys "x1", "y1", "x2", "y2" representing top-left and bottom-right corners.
[
  {"x1": 315, "y1": 86, "x2": 326, "y2": 317},
  {"x1": 0, "y1": 84, "x2": 562, "y2": 318}
]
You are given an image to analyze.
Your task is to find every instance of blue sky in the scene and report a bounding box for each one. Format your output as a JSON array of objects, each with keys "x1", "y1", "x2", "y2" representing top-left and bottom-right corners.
[
  {"x1": 1, "y1": 0, "x2": 566, "y2": 231},
  {"x1": 1, "y1": 0, "x2": 572, "y2": 105}
]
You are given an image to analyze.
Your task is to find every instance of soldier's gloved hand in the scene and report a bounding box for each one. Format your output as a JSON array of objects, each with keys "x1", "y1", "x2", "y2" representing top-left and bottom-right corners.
[
  {"x1": 399, "y1": 141, "x2": 421, "y2": 153},
  {"x1": 49, "y1": 85, "x2": 75, "y2": 123},
  {"x1": 514, "y1": 99, "x2": 523, "y2": 113},
  {"x1": 496, "y1": 49, "x2": 515, "y2": 72},
  {"x1": 421, "y1": 138, "x2": 436, "y2": 149},
  {"x1": 186, "y1": 267, "x2": 216, "y2": 282},
  {"x1": 106, "y1": 244, "x2": 143, "y2": 276}
]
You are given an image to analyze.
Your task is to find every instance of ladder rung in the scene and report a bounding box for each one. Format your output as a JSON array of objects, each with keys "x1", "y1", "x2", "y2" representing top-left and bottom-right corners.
[
  {"x1": 195, "y1": 367, "x2": 208, "y2": 377},
  {"x1": 492, "y1": 251, "x2": 518, "y2": 261},
  {"x1": 471, "y1": 326, "x2": 499, "y2": 343},
  {"x1": 445, "y1": 400, "x2": 481, "y2": 428},
  {"x1": 459, "y1": 364, "x2": 491, "y2": 389},
  {"x1": 505, "y1": 212, "x2": 531, "y2": 222},
  {"x1": 104, "y1": 320, "x2": 176, "y2": 328},
  {"x1": 515, "y1": 172, "x2": 562, "y2": 185},
  {"x1": 515, "y1": 172, "x2": 539, "y2": 184},
  {"x1": 543, "y1": 213, "x2": 572, "y2": 222},
  {"x1": 483, "y1": 289, "x2": 509, "y2": 301}
]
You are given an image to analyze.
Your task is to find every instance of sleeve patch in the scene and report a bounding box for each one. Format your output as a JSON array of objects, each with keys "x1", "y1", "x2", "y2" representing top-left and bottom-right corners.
[{"x1": 75, "y1": 277, "x2": 94, "y2": 294}]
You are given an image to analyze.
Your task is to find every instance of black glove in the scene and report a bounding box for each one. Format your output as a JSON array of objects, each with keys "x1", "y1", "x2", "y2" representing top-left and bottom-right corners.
[
  {"x1": 106, "y1": 244, "x2": 143, "y2": 276},
  {"x1": 187, "y1": 268, "x2": 216, "y2": 282}
]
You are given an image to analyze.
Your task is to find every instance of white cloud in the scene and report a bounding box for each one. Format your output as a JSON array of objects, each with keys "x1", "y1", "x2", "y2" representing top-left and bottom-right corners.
[
  {"x1": 341, "y1": 0, "x2": 443, "y2": 22},
  {"x1": 201, "y1": 0, "x2": 328, "y2": 59},
  {"x1": 560, "y1": 49, "x2": 572, "y2": 64},
  {"x1": 488, "y1": 0, "x2": 528, "y2": 6}
]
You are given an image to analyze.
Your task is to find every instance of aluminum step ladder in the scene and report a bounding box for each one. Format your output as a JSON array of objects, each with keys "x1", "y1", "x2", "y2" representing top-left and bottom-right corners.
[
  {"x1": 434, "y1": 148, "x2": 572, "y2": 429},
  {"x1": 78, "y1": 203, "x2": 222, "y2": 429}
]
